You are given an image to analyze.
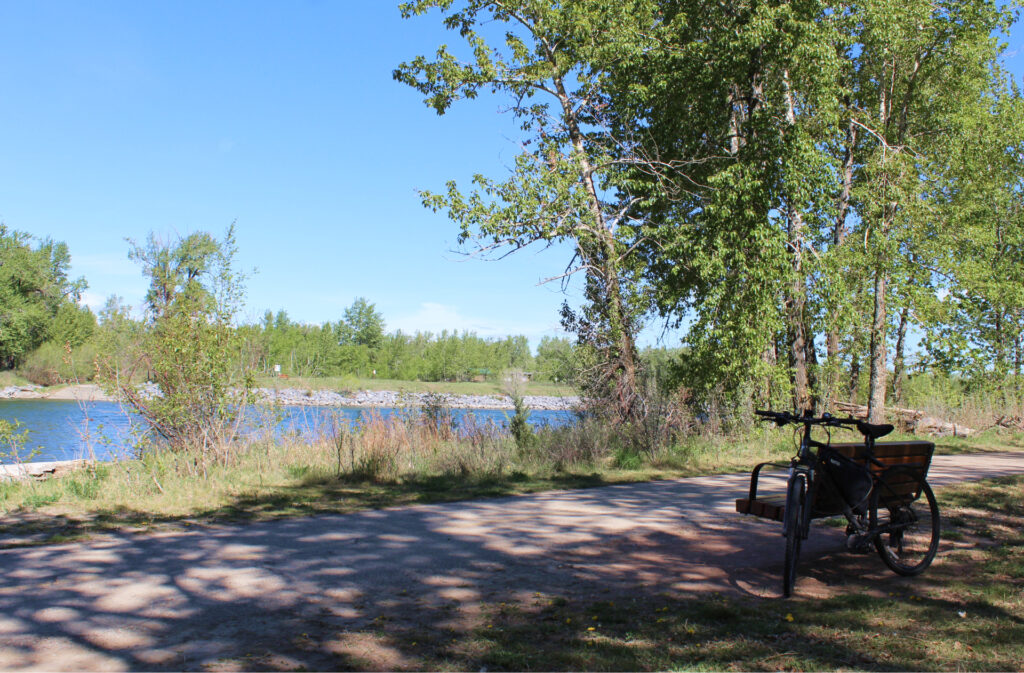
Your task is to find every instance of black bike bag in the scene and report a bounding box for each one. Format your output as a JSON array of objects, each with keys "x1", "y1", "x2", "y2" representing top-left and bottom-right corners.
[{"x1": 820, "y1": 446, "x2": 873, "y2": 514}]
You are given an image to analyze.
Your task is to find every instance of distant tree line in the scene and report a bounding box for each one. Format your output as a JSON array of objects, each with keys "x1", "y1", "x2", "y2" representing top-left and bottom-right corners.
[
  {"x1": 0, "y1": 241, "x2": 581, "y2": 386},
  {"x1": 241, "y1": 300, "x2": 578, "y2": 383}
]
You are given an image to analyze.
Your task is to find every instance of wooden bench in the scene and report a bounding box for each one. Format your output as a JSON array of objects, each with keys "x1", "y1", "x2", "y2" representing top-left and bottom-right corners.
[{"x1": 735, "y1": 440, "x2": 936, "y2": 521}]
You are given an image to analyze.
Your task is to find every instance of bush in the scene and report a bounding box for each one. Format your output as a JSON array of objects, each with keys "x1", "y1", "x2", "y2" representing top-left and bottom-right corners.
[
  {"x1": 507, "y1": 393, "x2": 536, "y2": 451},
  {"x1": 101, "y1": 225, "x2": 254, "y2": 464},
  {"x1": 19, "y1": 340, "x2": 98, "y2": 386}
]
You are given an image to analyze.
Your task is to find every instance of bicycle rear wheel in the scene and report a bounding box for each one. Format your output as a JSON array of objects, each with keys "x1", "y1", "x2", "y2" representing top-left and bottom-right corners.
[
  {"x1": 870, "y1": 467, "x2": 940, "y2": 576},
  {"x1": 783, "y1": 473, "x2": 806, "y2": 597}
]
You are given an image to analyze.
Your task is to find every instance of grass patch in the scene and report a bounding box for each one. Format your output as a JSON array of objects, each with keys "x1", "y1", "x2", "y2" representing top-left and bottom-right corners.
[
  {"x1": 2, "y1": 418, "x2": 1021, "y2": 547},
  {"x1": 0, "y1": 370, "x2": 31, "y2": 388}
]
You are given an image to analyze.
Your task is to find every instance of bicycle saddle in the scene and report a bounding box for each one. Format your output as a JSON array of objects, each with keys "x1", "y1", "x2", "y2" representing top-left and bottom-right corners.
[{"x1": 857, "y1": 420, "x2": 894, "y2": 439}]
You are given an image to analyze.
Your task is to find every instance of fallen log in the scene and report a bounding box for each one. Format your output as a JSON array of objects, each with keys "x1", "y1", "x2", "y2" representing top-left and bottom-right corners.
[
  {"x1": 0, "y1": 459, "x2": 90, "y2": 482},
  {"x1": 833, "y1": 401, "x2": 975, "y2": 437}
]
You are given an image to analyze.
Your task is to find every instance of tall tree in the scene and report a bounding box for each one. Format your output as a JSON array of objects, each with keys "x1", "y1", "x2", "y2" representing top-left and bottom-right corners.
[
  {"x1": 618, "y1": 0, "x2": 847, "y2": 412},
  {"x1": 845, "y1": 0, "x2": 1013, "y2": 422},
  {"x1": 394, "y1": 0, "x2": 680, "y2": 424},
  {"x1": 105, "y1": 225, "x2": 251, "y2": 459},
  {"x1": 922, "y1": 73, "x2": 1024, "y2": 399},
  {"x1": 0, "y1": 225, "x2": 85, "y2": 369},
  {"x1": 343, "y1": 297, "x2": 386, "y2": 350}
]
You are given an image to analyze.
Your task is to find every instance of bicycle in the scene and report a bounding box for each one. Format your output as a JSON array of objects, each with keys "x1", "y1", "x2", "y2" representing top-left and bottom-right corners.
[{"x1": 736, "y1": 410, "x2": 941, "y2": 597}]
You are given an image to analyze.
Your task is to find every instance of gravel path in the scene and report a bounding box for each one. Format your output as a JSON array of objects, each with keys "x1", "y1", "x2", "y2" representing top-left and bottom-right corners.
[{"x1": 0, "y1": 452, "x2": 1021, "y2": 671}]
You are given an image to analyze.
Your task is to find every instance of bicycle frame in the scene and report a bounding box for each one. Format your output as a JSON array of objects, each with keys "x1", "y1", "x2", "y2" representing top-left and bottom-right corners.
[{"x1": 785, "y1": 418, "x2": 879, "y2": 546}]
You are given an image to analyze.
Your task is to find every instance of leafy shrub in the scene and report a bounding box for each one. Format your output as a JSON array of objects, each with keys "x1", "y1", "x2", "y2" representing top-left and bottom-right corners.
[
  {"x1": 100, "y1": 226, "x2": 254, "y2": 464},
  {"x1": 507, "y1": 393, "x2": 536, "y2": 451},
  {"x1": 65, "y1": 478, "x2": 101, "y2": 500},
  {"x1": 612, "y1": 446, "x2": 643, "y2": 469},
  {"x1": 19, "y1": 340, "x2": 98, "y2": 386}
]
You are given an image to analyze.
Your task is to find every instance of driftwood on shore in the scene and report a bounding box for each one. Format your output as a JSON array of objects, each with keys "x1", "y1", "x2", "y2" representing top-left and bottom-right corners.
[
  {"x1": 0, "y1": 459, "x2": 90, "y2": 482},
  {"x1": 833, "y1": 401, "x2": 976, "y2": 437}
]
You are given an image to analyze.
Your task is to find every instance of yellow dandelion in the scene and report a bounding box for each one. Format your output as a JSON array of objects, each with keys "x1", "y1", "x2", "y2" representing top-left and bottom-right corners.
[
  {"x1": 587, "y1": 627, "x2": 596, "y2": 632},
  {"x1": 785, "y1": 613, "x2": 794, "y2": 622}
]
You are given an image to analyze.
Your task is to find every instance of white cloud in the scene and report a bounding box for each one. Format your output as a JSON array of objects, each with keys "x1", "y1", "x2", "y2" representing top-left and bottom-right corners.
[{"x1": 78, "y1": 291, "x2": 107, "y2": 312}]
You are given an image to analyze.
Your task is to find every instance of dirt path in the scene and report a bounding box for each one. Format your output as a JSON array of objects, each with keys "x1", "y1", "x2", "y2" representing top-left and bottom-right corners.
[{"x1": 0, "y1": 452, "x2": 1021, "y2": 671}]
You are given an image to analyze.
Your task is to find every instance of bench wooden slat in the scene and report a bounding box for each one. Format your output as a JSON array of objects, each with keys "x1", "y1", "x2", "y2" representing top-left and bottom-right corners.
[{"x1": 736, "y1": 496, "x2": 785, "y2": 521}]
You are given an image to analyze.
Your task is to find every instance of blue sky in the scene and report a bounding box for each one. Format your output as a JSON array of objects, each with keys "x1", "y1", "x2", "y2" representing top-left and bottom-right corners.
[{"x1": 1, "y1": 1, "x2": 1021, "y2": 350}]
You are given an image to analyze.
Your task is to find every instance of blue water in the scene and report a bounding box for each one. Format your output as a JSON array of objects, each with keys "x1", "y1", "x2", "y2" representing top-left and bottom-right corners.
[{"x1": 0, "y1": 400, "x2": 574, "y2": 463}]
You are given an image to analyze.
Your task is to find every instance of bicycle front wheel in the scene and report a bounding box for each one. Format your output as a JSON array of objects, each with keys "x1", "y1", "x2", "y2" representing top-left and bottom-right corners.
[
  {"x1": 870, "y1": 467, "x2": 940, "y2": 576},
  {"x1": 783, "y1": 473, "x2": 806, "y2": 597}
]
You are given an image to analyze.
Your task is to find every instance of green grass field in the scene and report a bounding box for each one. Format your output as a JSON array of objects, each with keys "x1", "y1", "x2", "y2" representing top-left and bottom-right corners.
[{"x1": 0, "y1": 371, "x2": 31, "y2": 388}]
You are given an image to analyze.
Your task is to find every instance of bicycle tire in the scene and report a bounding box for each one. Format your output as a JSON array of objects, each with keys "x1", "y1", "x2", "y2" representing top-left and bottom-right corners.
[
  {"x1": 783, "y1": 473, "x2": 806, "y2": 597},
  {"x1": 870, "y1": 466, "x2": 940, "y2": 576}
]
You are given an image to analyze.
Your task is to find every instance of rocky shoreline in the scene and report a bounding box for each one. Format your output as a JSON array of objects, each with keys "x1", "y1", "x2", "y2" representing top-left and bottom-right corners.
[{"x1": 0, "y1": 384, "x2": 580, "y2": 412}]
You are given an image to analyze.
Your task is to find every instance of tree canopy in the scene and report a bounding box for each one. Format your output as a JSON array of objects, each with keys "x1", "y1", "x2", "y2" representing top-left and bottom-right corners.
[{"x1": 0, "y1": 224, "x2": 85, "y2": 369}]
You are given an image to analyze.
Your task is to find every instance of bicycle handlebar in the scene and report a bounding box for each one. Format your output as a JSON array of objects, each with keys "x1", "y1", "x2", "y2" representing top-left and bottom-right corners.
[{"x1": 754, "y1": 409, "x2": 859, "y2": 429}]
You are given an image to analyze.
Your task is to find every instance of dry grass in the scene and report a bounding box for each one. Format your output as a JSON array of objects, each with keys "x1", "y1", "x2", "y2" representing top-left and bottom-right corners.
[
  {"x1": 2, "y1": 403, "x2": 1022, "y2": 548},
  {"x1": 0, "y1": 371, "x2": 31, "y2": 388}
]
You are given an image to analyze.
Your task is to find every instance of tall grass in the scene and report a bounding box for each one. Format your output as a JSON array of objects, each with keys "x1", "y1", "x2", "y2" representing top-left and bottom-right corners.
[
  {"x1": 903, "y1": 373, "x2": 1024, "y2": 429},
  {"x1": 0, "y1": 393, "x2": 800, "y2": 527},
  {"x1": 0, "y1": 370, "x2": 32, "y2": 388},
  {"x1": 3, "y1": 384, "x2": 1020, "y2": 535}
]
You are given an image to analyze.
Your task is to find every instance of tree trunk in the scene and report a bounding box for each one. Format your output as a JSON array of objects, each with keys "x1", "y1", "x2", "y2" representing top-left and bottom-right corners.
[
  {"x1": 867, "y1": 268, "x2": 888, "y2": 424},
  {"x1": 892, "y1": 305, "x2": 909, "y2": 408},
  {"x1": 805, "y1": 329, "x2": 819, "y2": 409},
  {"x1": 762, "y1": 337, "x2": 777, "y2": 405},
  {"x1": 1015, "y1": 311, "x2": 1022, "y2": 402},
  {"x1": 782, "y1": 70, "x2": 810, "y2": 413},
  {"x1": 826, "y1": 119, "x2": 857, "y2": 411},
  {"x1": 551, "y1": 66, "x2": 640, "y2": 423},
  {"x1": 848, "y1": 351, "x2": 861, "y2": 403},
  {"x1": 786, "y1": 234, "x2": 810, "y2": 412}
]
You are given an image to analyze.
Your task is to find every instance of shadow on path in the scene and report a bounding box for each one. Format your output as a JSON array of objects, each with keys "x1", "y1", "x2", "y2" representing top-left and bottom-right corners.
[{"x1": 0, "y1": 452, "x2": 1020, "y2": 670}]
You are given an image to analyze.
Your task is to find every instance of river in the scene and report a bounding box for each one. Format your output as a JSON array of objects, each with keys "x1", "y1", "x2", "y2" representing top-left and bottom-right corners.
[{"x1": 0, "y1": 399, "x2": 575, "y2": 463}]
